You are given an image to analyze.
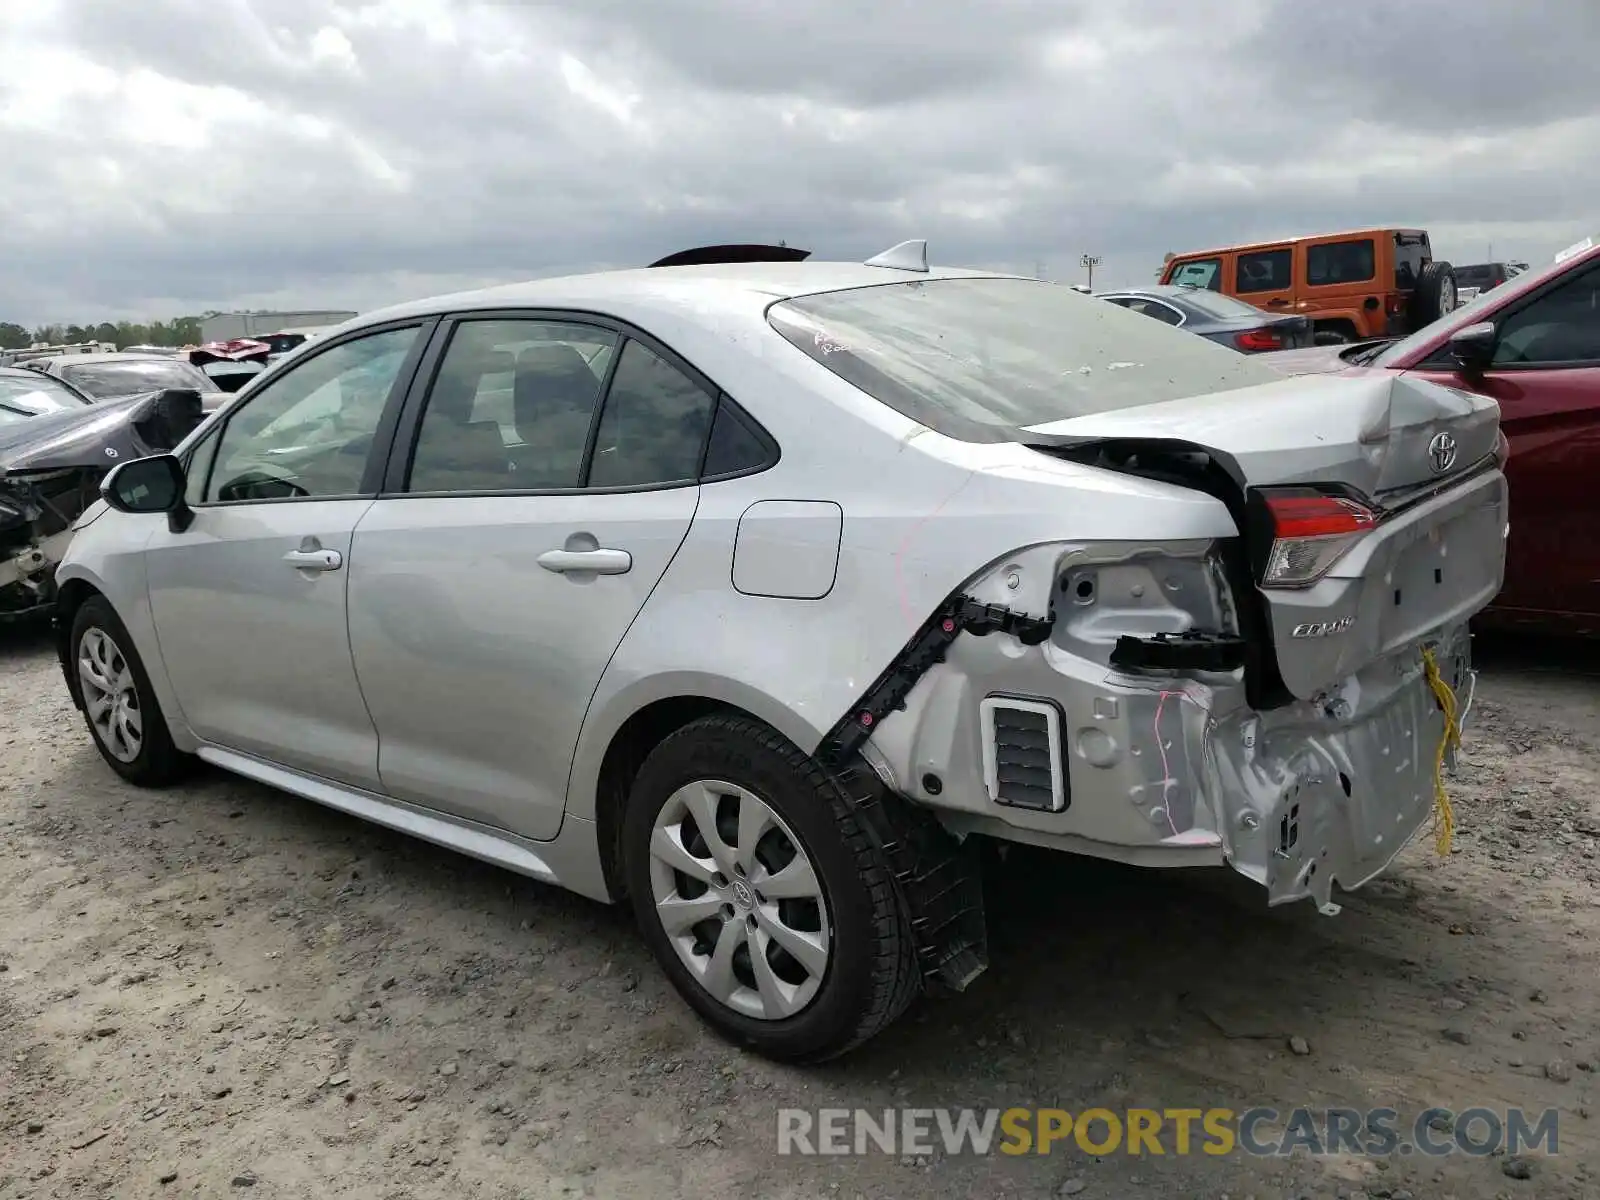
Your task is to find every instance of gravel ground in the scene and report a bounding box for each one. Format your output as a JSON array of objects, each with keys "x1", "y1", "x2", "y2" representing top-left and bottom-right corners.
[{"x1": 2, "y1": 624, "x2": 1597, "y2": 1199}]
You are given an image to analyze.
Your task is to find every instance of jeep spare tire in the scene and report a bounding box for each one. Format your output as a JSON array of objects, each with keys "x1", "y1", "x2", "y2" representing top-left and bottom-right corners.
[{"x1": 1411, "y1": 261, "x2": 1458, "y2": 328}]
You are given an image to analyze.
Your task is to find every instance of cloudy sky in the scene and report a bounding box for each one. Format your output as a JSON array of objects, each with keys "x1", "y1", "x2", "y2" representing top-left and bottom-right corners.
[{"x1": 1, "y1": 0, "x2": 1595, "y2": 325}]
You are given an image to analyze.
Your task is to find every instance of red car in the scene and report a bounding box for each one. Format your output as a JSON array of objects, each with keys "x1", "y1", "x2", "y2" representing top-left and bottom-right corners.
[{"x1": 1262, "y1": 237, "x2": 1600, "y2": 634}]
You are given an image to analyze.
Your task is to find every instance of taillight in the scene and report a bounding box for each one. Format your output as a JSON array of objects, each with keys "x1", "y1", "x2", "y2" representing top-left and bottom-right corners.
[
  {"x1": 1234, "y1": 328, "x2": 1283, "y2": 352},
  {"x1": 1494, "y1": 430, "x2": 1510, "y2": 468},
  {"x1": 1384, "y1": 295, "x2": 1407, "y2": 317},
  {"x1": 1260, "y1": 489, "x2": 1380, "y2": 588}
]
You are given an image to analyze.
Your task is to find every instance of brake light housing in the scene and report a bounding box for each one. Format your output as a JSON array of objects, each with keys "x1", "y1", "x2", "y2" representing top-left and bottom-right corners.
[
  {"x1": 1234, "y1": 328, "x2": 1284, "y2": 352},
  {"x1": 1258, "y1": 489, "x2": 1380, "y2": 588}
]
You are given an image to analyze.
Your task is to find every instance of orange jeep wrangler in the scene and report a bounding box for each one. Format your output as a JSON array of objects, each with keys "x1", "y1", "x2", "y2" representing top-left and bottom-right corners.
[{"x1": 1159, "y1": 228, "x2": 1458, "y2": 343}]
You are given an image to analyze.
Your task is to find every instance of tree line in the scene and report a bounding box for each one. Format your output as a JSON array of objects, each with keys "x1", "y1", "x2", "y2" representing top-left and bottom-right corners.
[{"x1": 0, "y1": 316, "x2": 205, "y2": 351}]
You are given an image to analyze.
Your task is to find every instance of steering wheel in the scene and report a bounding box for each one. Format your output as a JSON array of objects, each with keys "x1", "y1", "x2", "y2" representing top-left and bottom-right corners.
[{"x1": 215, "y1": 467, "x2": 311, "y2": 503}]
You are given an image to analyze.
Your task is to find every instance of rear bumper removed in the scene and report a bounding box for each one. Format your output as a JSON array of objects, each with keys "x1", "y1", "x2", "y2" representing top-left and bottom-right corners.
[{"x1": 843, "y1": 539, "x2": 1473, "y2": 911}]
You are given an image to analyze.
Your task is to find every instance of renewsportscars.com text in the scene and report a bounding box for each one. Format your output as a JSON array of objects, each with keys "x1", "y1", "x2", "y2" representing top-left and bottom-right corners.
[{"x1": 776, "y1": 1106, "x2": 1560, "y2": 1158}]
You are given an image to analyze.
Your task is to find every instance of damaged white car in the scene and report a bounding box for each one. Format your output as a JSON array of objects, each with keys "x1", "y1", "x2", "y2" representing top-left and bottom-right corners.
[{"x1": 53, "y1": 243, "x2": 1506, "y2": 1061}]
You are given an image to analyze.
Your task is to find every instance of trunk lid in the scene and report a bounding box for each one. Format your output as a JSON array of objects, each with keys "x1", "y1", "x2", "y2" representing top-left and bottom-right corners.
[
  {"x1": 1023, "y1": 371, "x2": 1498, "y2": 498},
  {"x1": 1263, "y1": 313, "x2": 1313, "y2": 349},
  {"x1": 1023, "y1": 372, "x2": 1506, "y2": 699}
]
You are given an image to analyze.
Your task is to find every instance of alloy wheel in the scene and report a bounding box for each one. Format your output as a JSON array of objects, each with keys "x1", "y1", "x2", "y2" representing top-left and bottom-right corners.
[
  {"x1": 647, "y1": 779, "x2": 831, "y2": 1020},
  {"x1": 78, "y1": 627, "x2": 143, "y2": 763}
]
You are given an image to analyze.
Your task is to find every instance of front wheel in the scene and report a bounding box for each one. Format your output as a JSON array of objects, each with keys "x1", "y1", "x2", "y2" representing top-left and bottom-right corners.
[
  {"x1": 622, "y1": 714, "x2": 920, "y2": 1062},
  {"x1": 70, "y1": 596, "x2": 189, "y2": 787}
]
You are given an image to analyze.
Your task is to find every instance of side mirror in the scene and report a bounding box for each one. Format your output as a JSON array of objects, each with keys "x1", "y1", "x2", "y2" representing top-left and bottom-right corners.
[
  {"x1": 100, "y1": 453, "x2": 194, "y2": 533},
  {"x1": 1449, "y1": 321, "x2": 1497, "y2": 375}
]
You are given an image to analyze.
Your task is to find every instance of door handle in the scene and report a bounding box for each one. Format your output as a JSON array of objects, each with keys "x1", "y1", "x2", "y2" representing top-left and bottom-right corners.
[
  {"x1": 1266, "y1": 298, "x2": 1290, "y2": 307},
  {"x1": 283, "y1": 548, "x2": 343, "y2": 572},
  {"x1": 537, "y1": 548, "x2": 632, "y2": 575}
]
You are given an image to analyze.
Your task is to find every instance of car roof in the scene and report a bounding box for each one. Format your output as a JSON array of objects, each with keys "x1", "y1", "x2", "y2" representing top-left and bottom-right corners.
[
  {"x1": 1099, "y1": 284, "x2": 1209, "y2": 301},
  {"x1": 1170, "y1": 228, "x2": 1423, "y2": 260},
  {"x1": 32, "y1": 352, "x2": 188, "y2": 366},
  {"x1": 356, "y1": 260, "x2": 1014, "y2": 331}
]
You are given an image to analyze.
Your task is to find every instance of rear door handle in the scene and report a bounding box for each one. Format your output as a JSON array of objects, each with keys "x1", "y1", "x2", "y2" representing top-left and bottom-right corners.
[
  {"x1": 537, "y1": 548, "x2": 632, "y2": 575},
  {"x1": 283, "y1": 548, "x2": 343, "y2": 572},
  {"x1": 1266, "y1": 298, "x2": 1290, "y2": 307}
]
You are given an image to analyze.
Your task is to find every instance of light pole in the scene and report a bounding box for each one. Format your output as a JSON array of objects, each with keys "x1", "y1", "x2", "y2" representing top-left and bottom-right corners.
[{"x1": 1080, "y1": 253, "x2": 1102, "y2": 290}]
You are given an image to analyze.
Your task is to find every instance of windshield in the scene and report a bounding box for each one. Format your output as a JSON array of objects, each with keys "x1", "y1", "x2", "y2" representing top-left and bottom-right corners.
[
  {"x1": 1453, "y1": 265, "x2": 1497, "y2": 288},
  {"x1": 1369, "y1": 250, "x2": 1581, "y2": 369},
  {"x1": 768, "y1": 277, "x2": 1281, "y2": 441},
  {"x1": 0, "y1": 374, "x2": 92, "y2": 423},
  {"x1": 59, "y1": 359, "x2": 210, "y2": 397}
]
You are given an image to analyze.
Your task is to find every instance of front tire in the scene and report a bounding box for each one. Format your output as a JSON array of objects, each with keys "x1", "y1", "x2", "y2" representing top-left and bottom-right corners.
[
  {"x1": 622, "y1": 714, "x2": 920, "y2": 1062},
  {"x1": 70, "y1": 596, "x2": 189, "y2": 787}
]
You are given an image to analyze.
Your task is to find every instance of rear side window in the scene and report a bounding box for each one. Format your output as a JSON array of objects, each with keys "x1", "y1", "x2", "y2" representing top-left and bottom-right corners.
[
  {"x1": 1235, "y1": 249, "x2": 1291, "y2": 294},
  {"x1": 1168, "y1": 258, "x2": 1221, "y2": 290},
  {"x1": 702, "y1": 401, "x2": 774, "y2": 478},
  {"x1": 1113, "y1": 298, "x2": 1183, "y2": 325},
  {"x1": 406, "y1": 319, "x2": 615, "y2": 492},
  {"x1": 586, "y1": 341, "x2": 716, "y2": 488},
  {"x1": 1394, "y1": 231, "x2": 1430, "y2": 290},
  {"x1": 1306, "y1": 239, "x2": 1375, "y2": 286},
  {"x1": 769, "y1": 277, "x2": 1279, "y2": 442}
]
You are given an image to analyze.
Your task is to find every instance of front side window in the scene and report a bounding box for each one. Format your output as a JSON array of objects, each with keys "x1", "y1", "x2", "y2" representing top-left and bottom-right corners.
[
  {"x1": 203, "y1": 326, "x2": 419, "y2": 502},
  {"x1": 1168, "y1": 258, "x2": 1221, "y2": 290},
  {"x1": 1490, "y1": 265, "x2": 1600, "y2": 366},
  {"x1": 406, "y1": 319, "x2": 616, "y2": 492},
  {"x1": 1236, "y1": 249, "x2": 1291, "y2": 294},
  {"x1": 769, "y1": 277, "x2": 1279, "y2": 441},
  {"x1": 1306, "y1": 239, "x2": 1376, "y2": 287}
]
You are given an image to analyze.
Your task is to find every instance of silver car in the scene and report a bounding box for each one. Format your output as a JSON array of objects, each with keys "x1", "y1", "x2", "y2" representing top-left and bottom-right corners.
[{"x1": 53, "y1": 242, "x2": 1507, "y2": 1061}]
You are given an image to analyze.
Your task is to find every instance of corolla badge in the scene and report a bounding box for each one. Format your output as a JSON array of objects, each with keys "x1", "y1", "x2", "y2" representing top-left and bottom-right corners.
[
  {"x1": 1292, "y1": 616, "x2": 1355, "y2": 638},
  {"x1": 1427, "y1": 431, "x2": 1457, "y2": 474},
  {"x1": 104, "y1": 447, "x2": 118, "y2": 458}
]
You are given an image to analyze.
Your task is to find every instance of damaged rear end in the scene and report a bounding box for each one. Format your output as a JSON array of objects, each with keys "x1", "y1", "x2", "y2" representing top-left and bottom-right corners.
[
  {"x1": 843, "y1": 372, "x2": 1505, "y2": 912},
  {"x1": 0, "y1": 389, "x2": 206, "y2": 620}
]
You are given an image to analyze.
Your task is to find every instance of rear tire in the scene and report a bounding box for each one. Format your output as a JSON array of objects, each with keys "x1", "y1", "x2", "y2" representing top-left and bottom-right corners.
[
  {"x1": 1411, "y1": 261, "x2": 1458, "y2": 328},
  {"x1": 70, "y1": 596, "x2": 189, "y2": 787},
  {"x1": 622, "y1": 714, "x2": 920, "y2": 1062}
]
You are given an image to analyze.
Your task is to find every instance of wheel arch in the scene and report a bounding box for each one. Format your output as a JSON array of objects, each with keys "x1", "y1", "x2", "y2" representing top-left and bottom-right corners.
[
  {"x1": 52, "y1": 576, "x2": 104, "y2": 709},
  {"x1": 575, "y1": 676, "x2": 827, "y2": 899},
  {"x1": 1312, "y1": 315, "x2": 1363, "y2": 341}
]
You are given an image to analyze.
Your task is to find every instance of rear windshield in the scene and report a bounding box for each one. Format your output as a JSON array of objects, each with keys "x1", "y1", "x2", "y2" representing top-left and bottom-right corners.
[
  {"x1": 1164, "y1": 288, "x2": 1266, "y2": 320},
  {"x1": 0, "y1": 374, "x2": 91, "y2": 422},
  {"x1": 767, "y1": 277, "x2": 1280, "y2": 441},
  {"x1": 60, "y1": 359, "x2": 210, "y2": 397}
]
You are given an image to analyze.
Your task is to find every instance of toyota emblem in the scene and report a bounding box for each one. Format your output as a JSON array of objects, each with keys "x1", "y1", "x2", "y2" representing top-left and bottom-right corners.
[{"x1": 1427, "y1": 431, "x2": 1458, "y2": 475}]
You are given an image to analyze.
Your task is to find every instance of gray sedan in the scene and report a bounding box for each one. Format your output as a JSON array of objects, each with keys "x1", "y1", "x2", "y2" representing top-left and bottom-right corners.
[{"x1": 1096, "y1": 284, "x2": 1313, "y2": 352}]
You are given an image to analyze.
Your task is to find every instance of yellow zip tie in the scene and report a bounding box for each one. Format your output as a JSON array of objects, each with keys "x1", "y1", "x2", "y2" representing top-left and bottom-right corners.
[{"x1": 1420, "y1": 645, "x2": 1461, "y2": 856}]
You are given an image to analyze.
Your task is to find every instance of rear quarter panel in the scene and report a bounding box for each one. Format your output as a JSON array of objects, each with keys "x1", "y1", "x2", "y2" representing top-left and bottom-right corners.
[
  {"x1": 1293, "y1": 233, "x2": 1389, "y2": 338},
  {"x1": 564, "y1": 355, "x2": 1238, "y2": 823}
]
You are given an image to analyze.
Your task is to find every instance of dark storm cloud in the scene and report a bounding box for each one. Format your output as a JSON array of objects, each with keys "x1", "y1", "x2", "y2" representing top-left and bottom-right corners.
[{"x1": 0, "y1": 0, "x2": 1594, "y2": 323}]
